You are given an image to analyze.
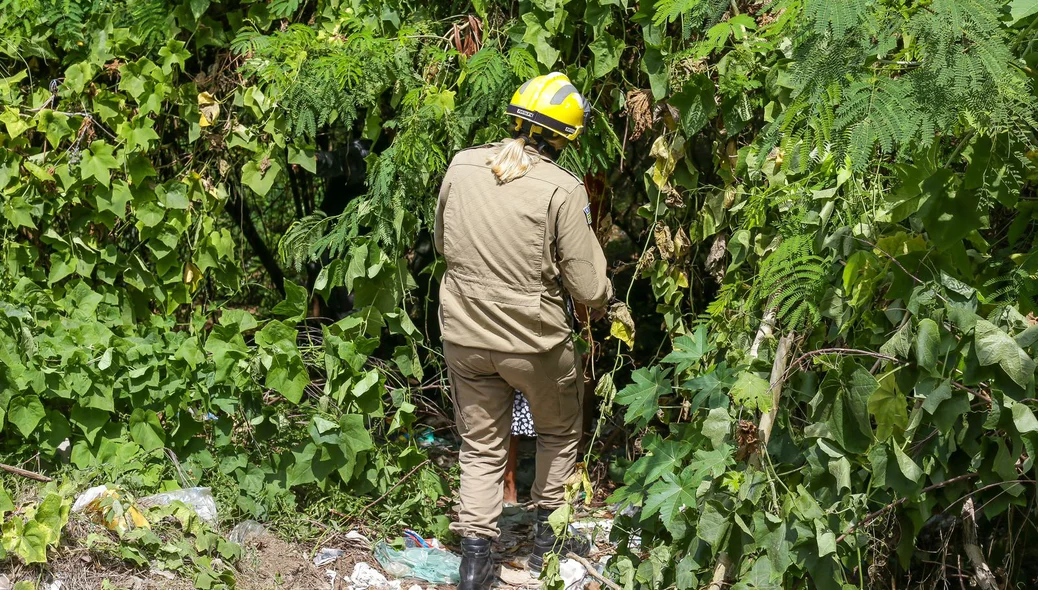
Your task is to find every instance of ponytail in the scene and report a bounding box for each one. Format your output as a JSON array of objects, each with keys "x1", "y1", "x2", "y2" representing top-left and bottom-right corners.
[{"x1": 488, "y1": 137, "x2": 539, "y2": 184}]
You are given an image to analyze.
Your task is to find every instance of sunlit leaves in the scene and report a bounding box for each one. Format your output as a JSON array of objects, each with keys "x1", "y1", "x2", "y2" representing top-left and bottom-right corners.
[
  {"x1": 80, "y1": 141, "x2": 120, "y2": 187},
  {"x1": 662, "y1": 325, "x2": 713, "y2": 374},
  {"x1": 974, "y1": 319, "x2": 1036, "y2": 388},
  {"x1": 241, "y1": 158, "x2": 282, "y2": 196},
  {"x1": 614, "y1": 366, "x2": 672, "y2": 428},
  {"x1": 129, "y1": 409, "x2": 166, "y2": 452}
]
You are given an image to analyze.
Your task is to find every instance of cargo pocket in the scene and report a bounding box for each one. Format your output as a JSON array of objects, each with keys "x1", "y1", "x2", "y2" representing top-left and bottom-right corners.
[{"x1": 556, "y1": 365, "x2": 582, "y2": 424}]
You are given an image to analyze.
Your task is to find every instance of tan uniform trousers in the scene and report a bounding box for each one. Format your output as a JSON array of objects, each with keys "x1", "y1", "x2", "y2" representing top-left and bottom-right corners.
[{"x1": 445, "y1": 338, "x2": 583, "y2": 540}]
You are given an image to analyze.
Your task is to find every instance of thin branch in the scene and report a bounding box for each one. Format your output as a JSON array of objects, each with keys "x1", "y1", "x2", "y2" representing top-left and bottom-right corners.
[
  {"x1": 566, "y1": 552, "x2": 622, "y2": 590},
  {"x1": 0, "y1": 462, "x2": 52, "y2": 482},
  {"x1": 961, "y1": 497, "x2": 998, "y2": 590},
  {"x1": 837, "y1": 473, "x2": 979, "y2": 543},
  {"x1": 854, "y1": 237, "x2": 949, "y2": 305},
  {"x1": 350, "y1": 459, "x2": 430, "y2": 521}
]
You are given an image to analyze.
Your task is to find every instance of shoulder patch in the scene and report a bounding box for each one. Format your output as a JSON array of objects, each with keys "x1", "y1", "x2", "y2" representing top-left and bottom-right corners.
[{"x1": 583, "y1": 203, "x2": 593, "y2": 227}]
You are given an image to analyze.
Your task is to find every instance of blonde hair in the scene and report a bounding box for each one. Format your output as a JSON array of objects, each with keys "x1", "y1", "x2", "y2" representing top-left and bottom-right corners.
[{"x1": 488, "y1": 137, "x2": 539, "y2": 184}]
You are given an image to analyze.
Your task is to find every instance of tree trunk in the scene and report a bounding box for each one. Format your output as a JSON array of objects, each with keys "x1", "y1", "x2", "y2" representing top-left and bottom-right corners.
[{"x1": 226, "y1": 188, "x2": 286, "y2": 296}]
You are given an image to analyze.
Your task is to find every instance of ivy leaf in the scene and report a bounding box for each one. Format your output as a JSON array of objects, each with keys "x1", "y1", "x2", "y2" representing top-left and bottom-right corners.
[
  {"x1": 730, "y1": 372, "x2": 771, "y2": 412},
  {"x1": 7, "y1": 395, "x2": 46, "y2": 438},
  {"x1": 80, "y1": 141, "x2": 119, "y2": 188},
  {"x1": 129, "y1": 409, "x2": 166, "y2": 452},
  {"x1": 266, "y1": 353, "x2": 309, "y2": 404},
  {"x1": 869, "y1": 372, "x2": 908, "y2": 441},
  {"x1": 891, "y1": 442, "x2": 922, "y2": 484},
  {"x1": 731, "y1": 555, "x2": 780, "y2": 590},
  {"x1": 974, "y1": 319, "x2": 1036, "y2": 388},
  {"x1": 702, "y1": 407, "x2": 731, "y2": 449},
  {"x1": 614, "y1": 366, "x2": 671, "y2": 428},
  {"x1": 1012, "y1": 402, "x2": 1038, "y2": 435},
  {"x1": 337, "y1": 414, "x2": 373, "y2": 482},
  {"x1": 0, "y1": 485, "x2": 13, "y2": 515},
  {"x1": 920, "y1": 378, "x2": 953, "y2": 414},
  {"x1": 826, "y1": 367, "x2": 875, "y2": 453},
  {"x1": 70, "y1": 405, "x2": 109, "y2": 445},
  {"x1": 521, "y1": 13, "x2": 559, "y2": 67},
  {"x1": 590, "y1": 32, "x2": 624, "y2": 77},
  {"x1": 3, "y1": 196, "x2": 36, "y2": 229},
  {"x1": 97, "y1": 180, "x2": 133, "y2": 218},
  {"x1": 642, "y1": 47, "x2": 668, "y2": 100},
  {"x1": 662, "y1": 325, "x2": 713, "y2": 373},
  {"x1": 815, "y1": 519, "x2": 837, "y2": 557},
  {"x1": 3, "y1": 518, "x2": 49, "y2": 564},
  {"x1": 241, "y1": 159, "x2": 282, "y2": 197},
  {"x1": 33, "y1": 493, "x2": 68, "y2": 546},
  {"x1": 914, "y1": 318, "x2": 940, "y2": 373},
  {"x1": 696, "y1": 500, "x2": 730, "y2": 552},
  {"x1": 271, "y1": 280, "x2": 309, "y2": 322}
]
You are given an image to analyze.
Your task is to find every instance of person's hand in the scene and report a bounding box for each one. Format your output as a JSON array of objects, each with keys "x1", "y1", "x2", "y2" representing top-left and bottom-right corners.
[{"x1": 590, "y1": 307, "x2": 608, "y2": 322}]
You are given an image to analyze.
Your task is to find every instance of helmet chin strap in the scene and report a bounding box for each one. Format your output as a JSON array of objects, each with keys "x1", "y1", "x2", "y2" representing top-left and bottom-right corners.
[{"x1": 515, "y1": 120, "x2": 561, "y2": 160}]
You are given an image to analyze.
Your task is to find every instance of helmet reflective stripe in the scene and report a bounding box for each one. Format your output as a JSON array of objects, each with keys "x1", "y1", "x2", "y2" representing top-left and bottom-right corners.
[{"x1": 549, "y1": 84, "x2": 579, "y2": 105}]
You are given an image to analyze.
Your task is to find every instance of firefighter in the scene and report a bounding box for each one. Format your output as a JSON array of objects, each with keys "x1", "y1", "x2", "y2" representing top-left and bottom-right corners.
[{"x1": 434, "y1": 72, "x2": 613, "y2": 589}]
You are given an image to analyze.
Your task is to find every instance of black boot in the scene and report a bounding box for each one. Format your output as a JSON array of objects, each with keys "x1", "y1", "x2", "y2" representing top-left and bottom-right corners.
[
  {"x1": 458, "y1": 537, "x2": 494, "y2": 590},
  {"x1": 528, "y1": 508, "x2": 591, "y2": 574}
]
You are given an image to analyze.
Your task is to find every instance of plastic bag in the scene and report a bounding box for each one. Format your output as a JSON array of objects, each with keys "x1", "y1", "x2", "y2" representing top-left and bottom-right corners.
[
  {"x1": 71, "y1": 485, "x2": 149, "y2": 533},
  {"x1": 228, "y1": 520, "x2": 266, "y2": 545},
  {"x1": 138, "y1": 487, "x2": 218, "y2": 525},
  {"x1": 373, "y1": 541, "x2": 461, "y2": 584}
]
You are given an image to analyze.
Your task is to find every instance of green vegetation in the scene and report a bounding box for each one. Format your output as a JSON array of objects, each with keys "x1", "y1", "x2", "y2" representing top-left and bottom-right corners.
[{"x1": 1, "y1": 0, "x2": 1037, "y2": 588}]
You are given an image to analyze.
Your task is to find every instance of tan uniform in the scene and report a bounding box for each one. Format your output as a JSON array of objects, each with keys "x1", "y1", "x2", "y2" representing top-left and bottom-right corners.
[{"x1": 434, "y1": 144, "x2": 612, "y2": 539}]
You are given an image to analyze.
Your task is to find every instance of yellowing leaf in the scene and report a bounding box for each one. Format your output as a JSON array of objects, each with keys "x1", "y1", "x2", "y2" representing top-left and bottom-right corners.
[
  {"x1": 609, "y1": 301, "x2": 636, "y2": 348},
  {"x1": 183, "y1": 262, "x2": 201, "y2": 288},
  {"x1": 197, "y1": 92, "x2": 220, "y2": 127}
]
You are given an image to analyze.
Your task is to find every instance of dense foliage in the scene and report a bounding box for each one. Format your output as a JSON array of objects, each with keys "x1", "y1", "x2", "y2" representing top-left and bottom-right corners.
[{"x1": 1, "y1": 0, "x2": 1038, "y2": 589}]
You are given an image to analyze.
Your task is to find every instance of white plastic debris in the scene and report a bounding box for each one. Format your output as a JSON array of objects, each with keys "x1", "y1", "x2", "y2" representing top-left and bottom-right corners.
[
  {"x1": 346, "y1": 529, "x2": 373, "y2": 547},
  {"x1": 71, "y1": 485, "x2": 110, "y2": 513},
  {"x1": 138, "y1": 487, "x2": 218, "y2": 525},
  {"x1": 228, "y1": 520, "x2": 266, "y2": 545},
  {"x1": 349, "y1": 562, "x2": 389, "y2": 589},
  {"x1": 41, "y1": 579, "x2": 63, "y2": 590},
  {"x1": 560, "y1": 558, "x2": 588, "y2": 590},
  {"x1": 571, "y1": 518, "x2": 613, "y2": 546},
  {"x1": 314, "y1": 547, "x2": 346, "y2": 566},
  {"x1": 408, "y1": 585, "x2": 423, "y2": 590},
  {"x1": 71, "y1": 485, "x2": 149, "y2": 532},
  {"x1": 0, "y1": 574, "x2": 11, "y2": 590}
]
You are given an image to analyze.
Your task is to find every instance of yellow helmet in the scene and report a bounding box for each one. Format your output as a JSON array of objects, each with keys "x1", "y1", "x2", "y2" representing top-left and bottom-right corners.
[{"x1": 506, "y1": 72, "x2": 590, "y2": 142}]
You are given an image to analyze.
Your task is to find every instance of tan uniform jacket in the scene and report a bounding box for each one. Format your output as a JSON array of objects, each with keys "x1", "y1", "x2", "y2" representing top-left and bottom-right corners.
[{"x1": 434, "y1": 145, "x2": 613, "y2": 354}]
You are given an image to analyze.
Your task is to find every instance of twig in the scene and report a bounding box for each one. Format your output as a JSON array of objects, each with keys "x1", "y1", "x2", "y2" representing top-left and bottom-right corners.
[
  {"x1": 566, "y1": 552, "x2": 621, "y2": 590},
  {"x1": 836, "y1": 473, "x2": 979, "y2": 543},
  {"x1": 0, "y1": 462, "x2": 52, "y2": 482},
  {"x1": 961, "y1": 498, "x2": 998, "y2": 590},
  {"x1": 749, "y1": 332, "x2": 794, "y2": 470},
  {"x1": 854, "y1": 237, "x2": 949, "y2": 305},
  {"x1": 353, "y1": 459, "x2": 430, "y2": 520},
  {"x1": 706, "y1": 553, "x2": 732, "y2": 590}
]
